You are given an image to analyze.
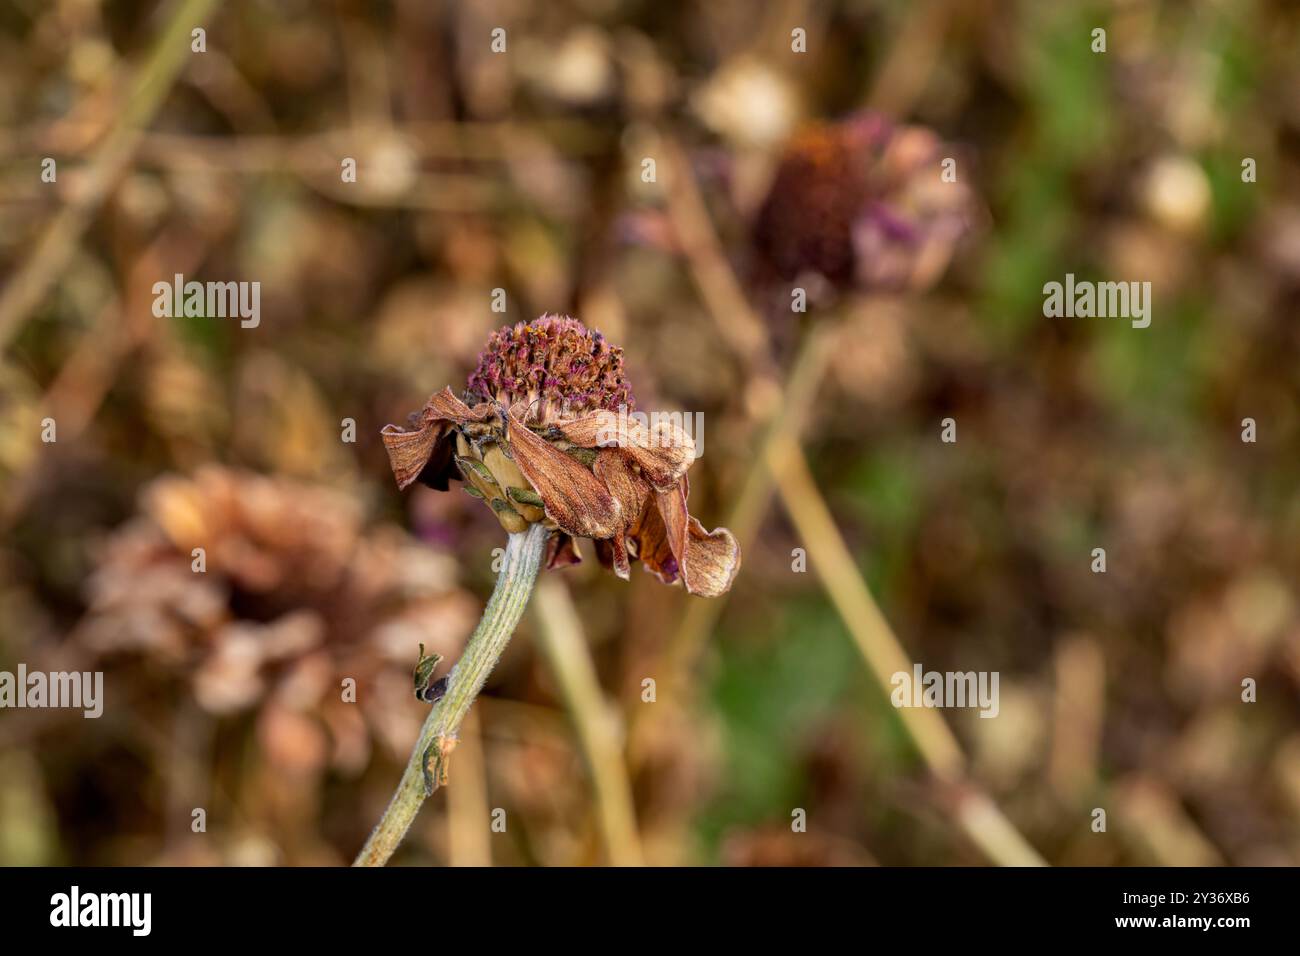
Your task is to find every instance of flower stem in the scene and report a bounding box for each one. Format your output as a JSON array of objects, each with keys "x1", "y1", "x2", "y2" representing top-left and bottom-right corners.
[
  {"x1": 656, "y1": 142, "x2": 1046, "y2": 865},
  {"x1": 353, "y1": 522, "x2": 549, "y2": 867}
]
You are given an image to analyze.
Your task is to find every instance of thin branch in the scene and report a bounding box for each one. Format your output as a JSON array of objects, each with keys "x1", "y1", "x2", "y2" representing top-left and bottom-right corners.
[
  {"x1": 446, "y1": 709, "x2": 493, "y2": 867},
  {"x1": 533, "y1": 575, "x2": 644, "y2": 866},
  {"x1": 0, "y1": 0, "x2": 220, "y2": 351},
  {"x1": 765, "y1": 430, "x2": 966, "y2": 778},
  {"x1": 657, "y1": 134, "x2": 778, "y2": 383}
]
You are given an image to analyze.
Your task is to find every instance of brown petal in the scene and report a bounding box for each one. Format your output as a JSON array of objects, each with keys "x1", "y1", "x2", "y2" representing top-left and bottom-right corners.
[
  {"x1": 381, "y1": 387, "x2": 485, "y2": 490},
  {"x1": 651, "y1": 481, "x2": 740, "y2": 597},
  {"x1": 628, "y1": 494, "x2": 679, "y2": 585},
  {"x1": 593, "y1": 449, "x2": 650, "y2": 521},
  {"x1": 505, "y1": 410, "x2": 621, "y2": 538},
  {"x1": 545, "y1": 532, "x2": 583, "y2": 570},
  {"x1": 606, "y1": 532, "x2": 631, "y2": 579},
  {"x1": 561, "y1": 408, "x2": 702, "y2": 489},
  {"x1": 654, "y1": 482, "x2": 690, "y2": 579},
  {"x1": 593, "y1": 538, "x2": 616, "y2": 572},
  {"x1": 559, "y1": 411, "x2": 695, "y2": 490},
  {"x1": 630, "y1": 422, "x2": 696, "y2": 490},
  {"x1": 681, "y1": 516, "x2": 741, "y2": 597},
  {"x1": 553, "y1": 410, "x2": 616, "y2": 447},
  {"x1": 593, "y1": 450, "x2": 654, "y2": 581}
]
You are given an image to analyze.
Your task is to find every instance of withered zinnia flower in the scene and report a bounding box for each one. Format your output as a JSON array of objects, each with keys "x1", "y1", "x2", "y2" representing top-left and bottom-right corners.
[
  {"x1": 381, "y1": 315, "x2": 740, "y2": 597},
  {"x1": 753, "y1": 112, "x2": 976, "y2": 293}
]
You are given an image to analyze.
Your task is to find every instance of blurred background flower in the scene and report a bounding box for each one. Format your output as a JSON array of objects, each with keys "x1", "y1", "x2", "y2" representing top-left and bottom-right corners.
[{"x1": 752, "y1": 114, "x2": 977, "y2": 294}]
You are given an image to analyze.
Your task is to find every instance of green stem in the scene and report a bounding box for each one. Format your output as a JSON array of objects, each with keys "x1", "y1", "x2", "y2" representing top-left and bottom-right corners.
[{"x1": 353, "y1": 522, "x2": 548, "y2": 867}]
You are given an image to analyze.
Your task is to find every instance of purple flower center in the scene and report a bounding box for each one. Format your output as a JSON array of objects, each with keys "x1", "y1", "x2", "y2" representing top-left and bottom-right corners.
[{"x1": 466, "y1": 314, "x2": 635, "y2": 417}]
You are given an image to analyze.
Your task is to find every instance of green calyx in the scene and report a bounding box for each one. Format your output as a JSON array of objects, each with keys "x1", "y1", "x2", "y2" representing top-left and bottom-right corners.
[{"x1": 454, "y1": 431, "x2": 545, "y2": 532}]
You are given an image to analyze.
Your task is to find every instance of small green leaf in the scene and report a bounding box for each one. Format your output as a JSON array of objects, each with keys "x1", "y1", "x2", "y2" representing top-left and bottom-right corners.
[
  {"x1": 489, "y1": 498, "x2": 521, "y2": 517},
  {"x1": 413, "y1": 643, "x2": 444, "y2": 703},
  {"x1": 455, "y1": 454, "x2": 496, "y2": 486},
  {"x1": 507, "y1": 486, "x2": 544, "y2": 508}
]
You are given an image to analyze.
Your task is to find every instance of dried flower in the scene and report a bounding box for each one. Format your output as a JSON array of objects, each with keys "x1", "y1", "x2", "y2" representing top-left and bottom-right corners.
[
  {"x1": 753, "y1": 113, "x2": 976, "y2": 293},
  {"x1": 74, "y1": 466, "x2": 478, "y2": 771},
  {"x1": 382, "y1": 315, "x2": 740, "y2": 597}
]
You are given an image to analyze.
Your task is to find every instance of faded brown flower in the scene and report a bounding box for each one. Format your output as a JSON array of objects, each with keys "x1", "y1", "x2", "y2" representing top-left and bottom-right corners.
[
  {"x1": 753, "y1": 112, "x2": 977, "y2": 293},
  {"x1": 382, "y1": 315, "x2": 740, "y2": 597},
  {"x1": 74, "y1": 466, "x2": 479, "y2": 772}
]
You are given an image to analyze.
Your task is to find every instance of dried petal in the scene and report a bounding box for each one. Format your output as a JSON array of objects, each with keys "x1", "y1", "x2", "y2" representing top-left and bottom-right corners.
[
  {"x1": 593, "y1": 450, "x2": 653, "y2": 580},
  {"x1": 593, "y1": 538, "x2": 617, "y2": 572},
  {"x1": 649, "y1": 481, "x2": 741, "y2": 597},
  {"x1": 560, "y1": 411, "x2": 695, "y2": 490},
  {"x1": 381, "y1": 387, "x2": 487, "y2": 490},
  {"x1": 681, "y1": 516, "x2": 741, "y2": 597},
  {"x1": 593, "y1": 448, "x2": 650, "y2": 520},
  {"x1": 655, "y1": 482, "x2": 690, "y2": 576},
  {"x1": 628, "y1": 494, "x2": 679, "y2": 585},
  {"x1": 605, "y1": 531, "x2": 631, "y2": 580},
  {"x1": 505, "y1": 410, "x2": 622, "y2": 538},
  {"x1": 545, "y1": 533, "x2": 583, "y2": 570}
]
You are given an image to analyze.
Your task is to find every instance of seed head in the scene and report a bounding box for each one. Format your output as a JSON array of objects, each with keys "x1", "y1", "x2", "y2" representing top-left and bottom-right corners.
[{"x1": 466, "y1": 314, "x2": 634, "y2": 422}]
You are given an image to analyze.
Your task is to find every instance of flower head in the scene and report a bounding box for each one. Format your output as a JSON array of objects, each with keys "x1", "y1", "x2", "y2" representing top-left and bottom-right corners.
[
  {"x1": 465, "y1": 314, "x2": 634, "y2": 416},
  {"x1": 753, "y1": 113, "x2": 976, "y2": 293},
  {"x1": 382, "y1": 315, "x2": 740, "y2": 597}
]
